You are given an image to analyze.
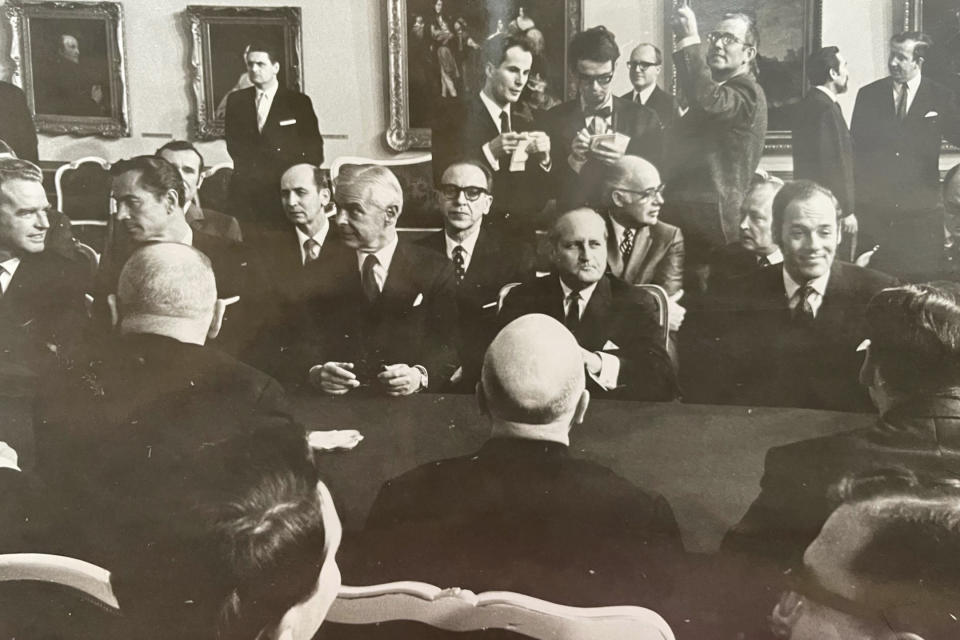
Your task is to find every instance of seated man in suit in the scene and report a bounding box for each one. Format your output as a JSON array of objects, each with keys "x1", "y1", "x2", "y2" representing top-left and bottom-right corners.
[
  {"x1": 704, "y1": 172, "x2": 784, "y2": 293},
  {"x1": 0, "y1": 157, "x2": 87, "y2": 395},
  {"x1": 499, "y1": 208, "x2": 678, "y2": 401},
  {"x1": 544, "y1": 26, "x2": 662, "y2": 209},
  {"x1": 156, "y1": 140, "x2": 243, "y2": 242},
  {"x1": 293, "y1": 165, "x2": 459, "y2": 395},
  {"x1": 417, "y1": 159, "x2": 534, "y2": 388},
  {"x1": 432, "y1": 34, "x2": 552, "y2": 232},
  {"x1": 702, "y1": 180, "x2": 897, "y2": 411},
  {"x1": 621, "y1": 43, "x2": 679, "y2": 129},
  {"x1": 770, "y1": 471, "x2": 960, "y2": 640},
  {"x1": 352, "y1": 314, "x2": 683, "y2": 608}
]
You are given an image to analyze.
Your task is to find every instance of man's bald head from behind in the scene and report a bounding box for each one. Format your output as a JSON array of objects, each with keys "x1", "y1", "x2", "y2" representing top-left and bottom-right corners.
[
  {"x1": 111, "y1": 243, "x2": 223, "y2": 345},
  {"x1": 479, "y1": 315, "x2": 590, "y2": 444}
]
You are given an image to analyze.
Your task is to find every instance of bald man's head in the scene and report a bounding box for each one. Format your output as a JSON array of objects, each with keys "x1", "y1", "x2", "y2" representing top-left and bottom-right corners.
[
  {"x1": 115, "y1": 243, "x2": 219, "y2": 341},
  {"x1": 481, "y1": 315, "x2": 586, "y2": 426}
]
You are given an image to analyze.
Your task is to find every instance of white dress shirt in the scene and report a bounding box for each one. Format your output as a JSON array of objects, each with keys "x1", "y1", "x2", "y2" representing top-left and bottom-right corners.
[
  {"x1": 444, "y1": 223, "x2": 482, "y2": 272},
  {"x1": 0, "y1": 257, "x2": 21, "y2": 295},
  {"x1": 892, "y1": 73, "x2": 922, "y2": 116},
  {"x1": 631, "y1": 84, "x2": 657, "y2": 106},
  {"x1": 783, "y1": 268, "x2": 830, "y2": 317},
  {"x1": 356, "y1": 235, "x2": 399, "y2": 293},
  {"x1": 581, "y1": 93, "x2": 614, "y2": 132},
  {"x1": 559, "y1": 278, "x2": 621, "y2": 390},
  {"x1": 479, "y1": 90, "x2": 511, "y2": 171},
  {"x1": 295, "y1": 223, "x2": 330, "y2": 265},
  {"x1": 255, "y1": 81, "x2": 280, "y2": 131},
  {"x1": 760, "y1": 248, "x2": 784, "y2": 266}
]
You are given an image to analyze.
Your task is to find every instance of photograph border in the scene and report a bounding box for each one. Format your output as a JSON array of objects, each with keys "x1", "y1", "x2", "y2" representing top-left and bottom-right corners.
[
  {"x1": 3, "y1": 0, "x2": 131, "y2": 138},
  {"x1": 185, "y1": 4, "x2": 304, "y2": 141}
]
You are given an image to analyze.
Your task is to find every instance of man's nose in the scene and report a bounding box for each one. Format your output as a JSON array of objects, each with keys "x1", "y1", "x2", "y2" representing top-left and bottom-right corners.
[
  {"x1": 739, "y1": 217, "x2": 750, "y2": 231},
  {"x1": 35, "y1": 211, "x2": 49, "y2": 229},
  {"x1": 115, "y1": 204, "x2": 129, "y2": 220},
  {"x1": 334, "y1": 208, "x2": 348, "y2": 225}
]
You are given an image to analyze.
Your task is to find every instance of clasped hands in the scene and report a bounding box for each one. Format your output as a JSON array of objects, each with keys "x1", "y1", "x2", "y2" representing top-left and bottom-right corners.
[
  {"x1": 570, "y1": 129, "x2": 626, "y2": 166},
  {"x1": 311, "y1": 361, "x2": 425, "y2": 396}
]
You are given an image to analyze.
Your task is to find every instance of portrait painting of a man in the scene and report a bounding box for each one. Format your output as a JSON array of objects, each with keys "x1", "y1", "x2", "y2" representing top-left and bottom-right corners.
[{"x1": 30, "y1": 18, "x2": 111, "y2": 117}]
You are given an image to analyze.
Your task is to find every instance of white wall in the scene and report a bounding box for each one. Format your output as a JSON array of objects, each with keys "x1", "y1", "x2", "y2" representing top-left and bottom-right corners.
[{"x1": 0, "y1": 0, "x2": 907, "y2": 164}]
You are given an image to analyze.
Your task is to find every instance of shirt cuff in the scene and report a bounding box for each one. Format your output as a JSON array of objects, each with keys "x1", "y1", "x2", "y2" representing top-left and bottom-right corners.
[
  {"x1": 539, "y1": 157, "x2": 552, "y2": 172},
  {"x1": 588, "y1": 351, "x2": 621, "y2": 391},
  {"x1": 413, "y1": 365, "x2": 429, "y2": 391},
  {"x1": 567, "y1": 153, "x2": 587, "y2": 175},
  {"x1": 482, "y1": 142, "x2": 500, "y2": 172},
  {"x1": 675, "y1": 35, "x2": 701, "y2": 51}
]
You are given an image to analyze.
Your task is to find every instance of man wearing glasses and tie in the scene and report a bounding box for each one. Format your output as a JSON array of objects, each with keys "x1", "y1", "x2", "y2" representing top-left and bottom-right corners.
[
  {"x1": 662, "y1": 1, "x2": 767, "y2": 268},
  {"x1": 621, "y1": 43, "x2": 680, "y2": 130},
  {"x1": 543, "y1": 26, "x2": 663, "y2": 209}
]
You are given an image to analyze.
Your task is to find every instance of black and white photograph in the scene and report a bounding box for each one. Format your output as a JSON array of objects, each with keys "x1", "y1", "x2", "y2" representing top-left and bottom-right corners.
[{"x1": 2, "y1": 1, "x2": 960, "y2": 639}]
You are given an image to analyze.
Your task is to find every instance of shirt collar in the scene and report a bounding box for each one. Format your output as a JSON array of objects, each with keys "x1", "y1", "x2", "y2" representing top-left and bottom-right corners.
[
  {"x1": 783, "y1": 265, "x2": 830, "y2": 300},
  {"x1": 0, "y1": 256, "x2": 22, "y2": 278},
  {"x1": 815, "y1": 85, "x2": 839, "y2": 102},
  {"x1": 257, "y1": 81, "x2": 279, "y2": 102},
  {"x1": 635, "y1": 84, "x2": 656, "y2": 104},
  {"x1": 764, "y1": 247, "x2": 784, "y2": 265},
  {"x1": 444, "y1": 222, "x2": 482, "y2": 259},
  {"x1": 906, "y1": 73, "x2": 922, "y2": 93},
  {"x1": 479, "y1": 90, "x2": 510, "y2": 129},
  {"x1": 356, "y1": 234, "x2": 399, "y2": 274},
  {"x1": 559, "y1": 277, "x2": 599, "y2": 307},
  {"x1": 294, "y1": 220, "x2": 330, "y2": 247}
]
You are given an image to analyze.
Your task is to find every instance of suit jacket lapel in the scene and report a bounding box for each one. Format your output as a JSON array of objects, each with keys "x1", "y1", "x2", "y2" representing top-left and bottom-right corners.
[
  {"x1": 907, "y1": 78, "x2": 933, "y2": 120},
  {"x1": 380, "y1": 242, "x2": 420, "y2": 310},
  {"x1": 578, "y1": 277, "x2": 611, "y2": 349},
  {"x1": 462, "y1": 225, "x2": 494, "y2": 289},
  {"x1": 605, "y1": 216, "x2": 626, "y2": 277},
  {"x1": 623, "y1": 225, "x2": 659, "y2": 283}
]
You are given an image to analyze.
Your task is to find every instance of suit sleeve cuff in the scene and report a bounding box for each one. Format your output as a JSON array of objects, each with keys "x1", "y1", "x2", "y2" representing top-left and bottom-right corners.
[
  {"x1": 413, "y1": 365, "x2": 429, "y2": 391},
  {"x1": 588, "y1": 351, "x2": 621, "y2": 390},
  {"x1": 482, "y1": 143, "x2": 500, "y2": 171},
  {"x1": 675, "y1": 35, "x2": 701, "y2": 52}
]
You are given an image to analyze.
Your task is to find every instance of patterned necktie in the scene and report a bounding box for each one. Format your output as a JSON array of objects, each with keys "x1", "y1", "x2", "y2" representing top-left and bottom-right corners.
[
  {"x1": 619, "y1": 228, "x2": 636, "y2": 258},
  {"x1": 303, "y1": 238, "x2": 321, "y2": 264},
  {"x1": 565, "y1": 291, "x2": 581, "y2": 331},
  {"x1": 792, "y1": 284, "x2": 817, "y2": 323},
  {"x1": 256, "y1": 91, "x2": 269, "y2": 132},
  {"x1": 896, "y1": 82, "x2": 909, "y2": 120},
  {"x1": 499, "y1": 110, "x2": 511, "y2": 134},
  {"x1": 452, "y1": 245, "x2": 466, "y2": 284},
  {"x1": 361, "y1": 253, "x2": 380, "y2": 303}
]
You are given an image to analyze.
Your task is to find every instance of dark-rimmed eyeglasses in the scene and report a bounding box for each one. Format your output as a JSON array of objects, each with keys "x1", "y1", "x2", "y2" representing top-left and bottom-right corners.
[
  {"x1": 705, "y1": 31, "x2": 752, "y2": 48},
  {"x1": 628, "y1": 61, "x2": 659, "y2": 71},
  {"x1": 438, "y1": 184, "x2": 489, "y2": 201},
  {"x1": 576, "y1": 72, "x2": 615, "y2": 87},
  {"x1": 615, "y1": 184, "x2": 666, "y2": 200}
]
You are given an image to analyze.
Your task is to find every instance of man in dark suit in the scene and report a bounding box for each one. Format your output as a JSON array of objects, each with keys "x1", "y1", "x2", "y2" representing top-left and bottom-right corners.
[
  {"x1": 621, "y1": 43, "x2": 679, "y2": 129},
  {"x1": 0, "y1": 158, "x2": 86, "y2": 395},
  {"x1": 499, "y1": 208, "x2": 678, "y2": 402},
  {"x1": 352, "y1": 314, "x2": 683, "y2": 608},
  {"x1": 705, "y1": 180, "x2": 897, "y2": 412},
  {"x1": 225, "y1": 40, "x2": 324, "y2": 236},
  {"x1": 156, "y1": 140, "x2": 242, "y2": 242},
  {"x1": 793, "y1": 46, "x2": 858, "y2": 260},
  {"x1": 662, "y1": 4, "x2": 768, "y2": 264},
  {"x1": 543, "y1": 26, "x2": 663, "y2": 209},
  {"x1": 290, "y1": 165, "x2": 459, "y2": 395},
  {"x1": 0, "y1": 82, "x2": 38, "y2": 163},
  {"x1": 851, "y1": 31, "x2": 960, "y2": 280},
  {"x1": 432, "y1": 34, "x2": 552, "y2": 232},
  {"x1": 417, "y1": 160, "x2": 534, "y2": 389}
]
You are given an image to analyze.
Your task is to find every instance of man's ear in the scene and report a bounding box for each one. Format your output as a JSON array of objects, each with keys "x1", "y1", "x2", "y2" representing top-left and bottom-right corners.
[
  {"x1": 385, "y1": 204, "x2": 401, "y2": 223},
  {"x1": 107, "y1": 293, "x2": 119, "y2": 329},
  {"x1": 208, "y1": 299, "x2": 228, "y2": 340},
  {"x1": 571, "y1": 389, "x2": 590, "y2": 427},
  {"x1": 319, "y1": 188, "x2": 332, "y2": 207},
  {"x1": 610, "y1": 189, "x2": 627, "y2": 208}
]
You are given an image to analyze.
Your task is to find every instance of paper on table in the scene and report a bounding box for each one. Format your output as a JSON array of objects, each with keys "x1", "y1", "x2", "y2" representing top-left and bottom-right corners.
[{"x1": 308, "y1": 430, "x2": 364, "y2": 451}]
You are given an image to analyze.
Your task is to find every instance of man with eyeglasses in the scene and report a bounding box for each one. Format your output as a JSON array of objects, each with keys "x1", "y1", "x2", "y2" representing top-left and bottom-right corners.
[
  {"x1": 543, "y1": 26, "x2": 663, "y2": 209},
  {"x1": 620, "y1": 44, "x2": 679, "y2": 130},
  {"x1": 662, "y1": 1, "x2": 767, "y2": 266},
  {"x1": 418, "y1": 160, "x2": 535, "y2": 387},
  {"x1": 498, "y1": 208, "x2": 678, "y2": 402}
]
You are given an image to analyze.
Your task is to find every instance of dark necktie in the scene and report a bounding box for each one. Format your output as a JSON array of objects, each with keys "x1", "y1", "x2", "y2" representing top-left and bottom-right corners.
[
  {"x1": 565, "y1": 291, "x2": 581, "y2": 332},
  {"x1": 361, "y1": 253, "x2": 380, "y2": 303},
  {"x1": 896, "y1": 82, "x2": 909, "y2": 120},
  {"x1": 303, "y1": 238, "x2": 321, "y2": 264},
  {"x1": 633, "y1": 92, "x2": 642, "y2": 104},
  {"x1": 792, "y1": 284, "x2": 816, "y2": 323},
  {"x1": 757, "y1": 254, "x2": 771, "y2": 267},
  {"x1": 452, "y1": 245, "x2": 466, "y2": 283},
  {"x1": 499, "y1": 110, "x2": 511, "y2": 134},
  {"x1": 620, "y1": 228, "x2": 636, "y2": 258}
]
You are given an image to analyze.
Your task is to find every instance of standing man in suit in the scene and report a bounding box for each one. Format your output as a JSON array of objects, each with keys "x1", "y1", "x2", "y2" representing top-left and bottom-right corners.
[
  {"x1": 225, "y1": 40, "x2": 324, "y2": 238},
  {"x1": 621, "y1": 43, "x2": 679, "y2": 129},
  {"x1": 0, "y1": 82, "x2": 38, "y2": 163},
  {"x1": 793, "y1": 46, "x2": 857, "y2": 260},
  {"x1": 432, "y1": 34, "x2": 552, "y2": 232},
  {"x1": 0, "y1": 158, "x2": 86, "y2": 394},
  {"x1": 851, "y1": 31, "x2": 960, "y2": 280},
  {"x1": 417, "y1": 159, "x2": 534, "y2": 388},
  {"x1": 499, "y1": 208, "x2": 678, "y2": 402},
  {"x1": 156, "y1": 140, "x2": 242, "y2": 242},
  {"x1": 663, "y1": 2, "x2": 768, "y2": 265},
  {"x1": 543, "y1": 26, "x2": 663, "y2": 209},
  {"x1": 709, "y1": 180, "x2": 897, "y2": 412},
  {"x1": 292, "y1": 165, "x2": 459, "y2": 395}
]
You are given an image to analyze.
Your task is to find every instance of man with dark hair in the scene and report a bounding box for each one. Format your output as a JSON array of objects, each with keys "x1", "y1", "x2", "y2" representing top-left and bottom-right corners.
[
  {"x1": 499, "y1": 208, "x2": 678, "y2": 401},
  {"x1": 621, "y1": 43, "x2": 679, "y2": 129},
  {"x1": 432, "y1": 34, "x2": 552, "y2": 231},
  {"x1": 701, "y1": 180, "x2": 896, "y2": 411},
  {"x1": 792, "y1": 46, "x2": 857, "y2": 259},
  {"x1": 0, "y1": 81, "x2": 38, "y2": 163},
  {"x1": 225, "y1": 39, "x2": 324, "y2": 237},
  {"x1": 543, "y1": 25, "x2": 663, "y2": 209},
  {"x1": 354, "y1": 314, "x2": 682, "y2": 607},
  {"x1": 156, "y1": 140, "x2": 242, "y2": 242},
  {"x1": 851, "y1": 31, "x2": 960, "y2": 280},
  {"x1": 662, "y1": 2, "x2": 768, "y2": 265}
]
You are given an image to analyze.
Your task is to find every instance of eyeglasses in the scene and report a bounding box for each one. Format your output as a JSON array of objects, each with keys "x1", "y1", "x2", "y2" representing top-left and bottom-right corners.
[
  {"x1": 576, "y1": 72, "x2": 614, "y2": 87},
  {"x1": 438, "y1": 184, "x2": 489, "y2": 201},
  {"x1": 627, "y1": 61, "x2": 659, "y2": 71},
  {"x1": 705, "y1": 31, "x2": 752, "y2": 48},
  {"x1": 615, "y1": 184, "x2": 666, "y2": 200}
]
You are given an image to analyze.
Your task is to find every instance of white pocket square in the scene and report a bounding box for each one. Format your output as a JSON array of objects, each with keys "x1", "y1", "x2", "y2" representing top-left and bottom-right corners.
[
  {"x1": 413, "y1": 293, "x2": 424, "y2": 307},
  {"x1": 279, "y1": 118, "x2": 297, "y2": 126},
  {"x1": 482, "y1": 301, "x2": 497, "y2": 309},
  {"x1": 602, "y1": 340, "x2": 620, "y2": 351},
  {"x1": 924, "y1": 111, "x2": 938, "y2": 118}
]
